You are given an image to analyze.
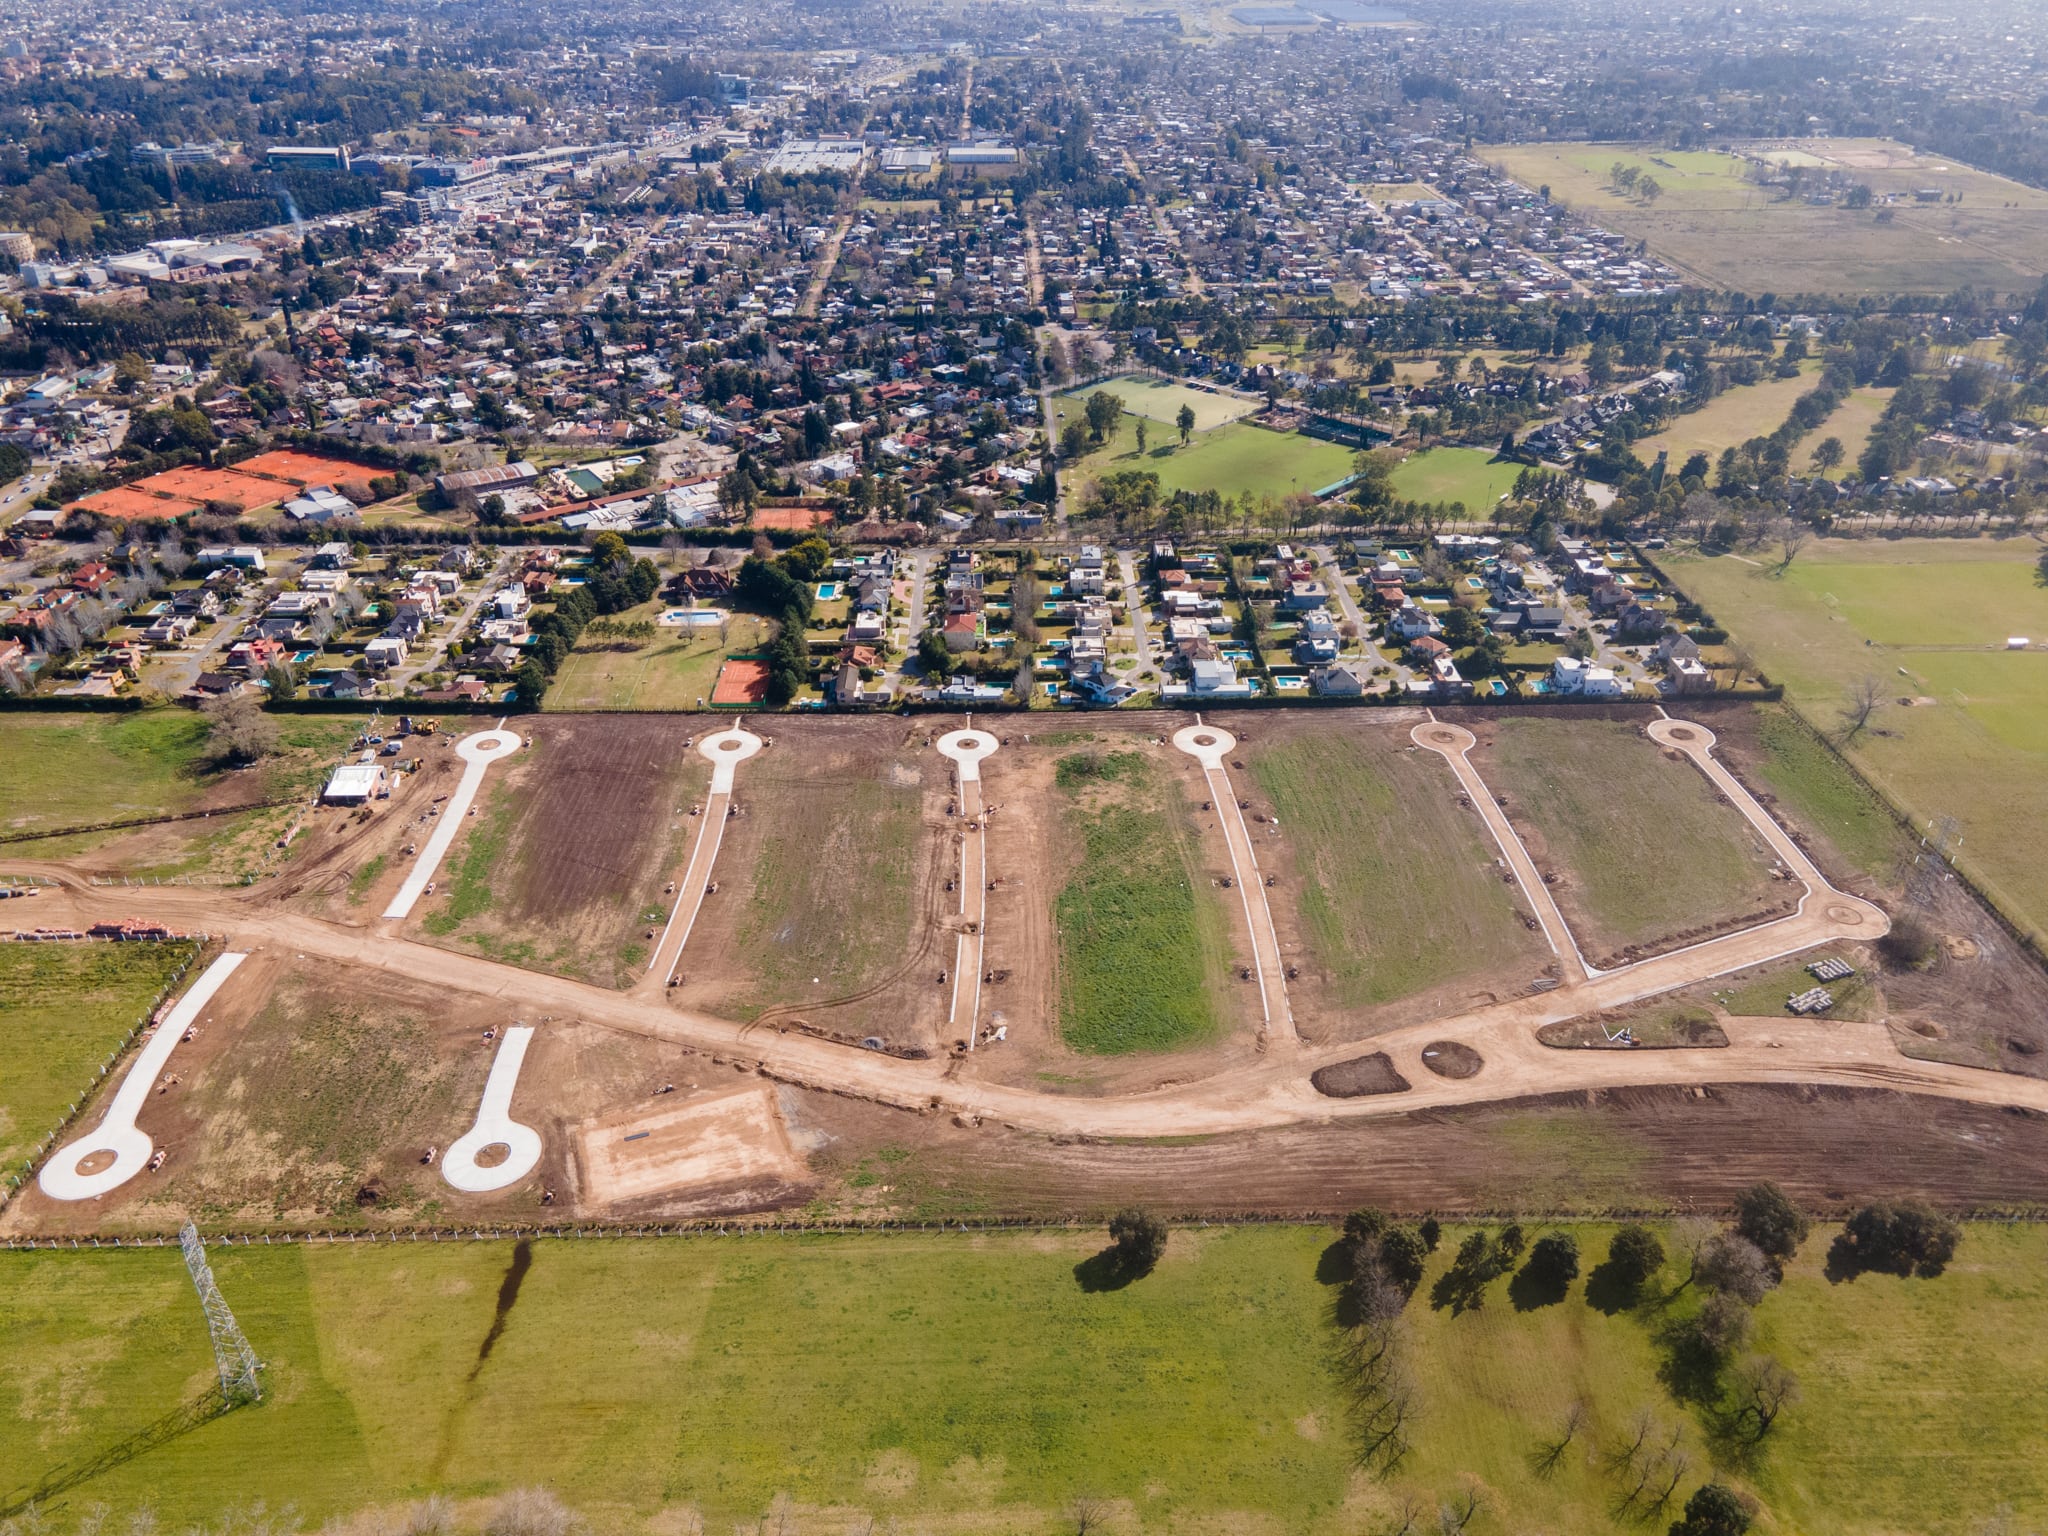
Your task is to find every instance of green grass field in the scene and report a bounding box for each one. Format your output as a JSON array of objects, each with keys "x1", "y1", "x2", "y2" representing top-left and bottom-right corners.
[
  {"x1": 1060, "y1": 373, "x2": 1257, "y2": 432},
  {"x1": 1633, "y1": 363, "x2": 1823, "y2": 468},
  {"x1": 542, "y1": 610, "x2": 770, "y2": 712},
  {"x1": 1483, "y1": 138, "x2": 2048, "y2": 295},
  {"x1": 1386, "y1": 446, "x2": 1526, "y2": 510},
  {"x1": 1666, "y1": 540, "x2": 2048, "y2": 943},
  {"x1": 0, "y1": 711, "x2": 366, "y2": 875},
  {"x1": 1248, "y1": 729, "x2": 1542, "y2": 1011},
  {"x1": 0, "y1": 940, "x2": 198, "y2": 1174},
  {"x1": 5, "y1": 1223, "x2": 2045, "y2": 1532},
  {"x1": 1053, "y1": 749, "x2": 1230, "y2": 1052},
  {"x1": 1742, "y1": 705, "x2": 1905, "y2": 878},
  {"x1": 1067, "y1": 417, "x2": 1359, "y2": 506},
  {"x1": 1800, "y1": 386, "x2": 1895, "y2": 477},
  {"x1": 1482, "y1": 717, "x2": 1781, "y2": 956}
]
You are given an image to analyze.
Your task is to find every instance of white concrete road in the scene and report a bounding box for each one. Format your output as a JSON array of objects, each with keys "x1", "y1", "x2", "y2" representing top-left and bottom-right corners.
[
  {"x1": 441, "y1": 1025, "x2": 542, "y2": 1193},
  {"x1": 1176, "y1": 724, "x2": 1295, "y2": 1043},
  {"x1": 383, "y1": 727, "x2": 523, "y2": 921}
]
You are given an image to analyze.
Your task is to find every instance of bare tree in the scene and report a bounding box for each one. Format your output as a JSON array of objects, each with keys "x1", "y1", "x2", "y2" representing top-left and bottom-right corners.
[
  {"x1": 1068, "y1": 1496, "x2": 1113, "y2": 1535},
  {"x1": 1840, "y1": 674, "x2": 1887, "y2": 741},
  {"x1": 1531, "y1": 1400, "x2": 1588, "y2": 1479},
  {"x1": 1373, "y1": 1495, "x2": 1424, "y2": 1536},
  {"x1": 1774, "y1": 517, "x2": 1811, "y2": 572},
  {"x1": 1696, "y1": 1233, "x2": 1778, "y2": 1305},
  {"x1": 1735, "y1": 1355, "x2": 1800, "y2": 1440},
  {"x1": 1437, "y1": 1479, "x2": 1485, "y2": 1535}
]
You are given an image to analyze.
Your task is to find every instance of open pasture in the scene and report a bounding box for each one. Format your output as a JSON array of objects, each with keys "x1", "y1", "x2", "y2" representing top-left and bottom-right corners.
[
  {"x1": 1238, "y1": 715, "x2": 1549, "y2": 1030},
  {"x1": 1468, "y1": 714, "x2": 1789, "y2": 964},
  {"x1": 0, "y1": 939, "x2": 197, "y2": 1173},
  {"x1": 409, "y1": 715, "x2": 707, "y2": 987},
  {"x1": 1665, "y1": 540, "x2": 2048, "y2": 944},
  {"x1": 1631, "y1": 361, "x2": 1822, "y2": 468},
  {"x1": 5, "y1": 1222, "x2": 2046, "y2": 1533},
  {"x1": 1482, "y1": 138, "x2": 2048, "y2": 295}
]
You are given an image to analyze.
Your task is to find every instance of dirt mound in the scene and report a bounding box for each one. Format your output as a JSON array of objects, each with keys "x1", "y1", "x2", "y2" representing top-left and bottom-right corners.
[
  {"x1": 1310, "y1": 1052, "x2": 1411, "y2": 1097},
  {"x1": 1419, "y1": 1040, "x2": 1483, "y2": 1079}
]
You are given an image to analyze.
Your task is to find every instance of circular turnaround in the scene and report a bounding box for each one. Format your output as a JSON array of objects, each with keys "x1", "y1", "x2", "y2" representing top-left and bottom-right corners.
[
  {"x1": 37, "y1": 1121, "x2": 152, "y2": 1203},
  {"x1": 442, "y1": 1119, "x2": 542, "y2": 1193},
  {"x1": 697, "y1": 727, "x2": 765, "y2": 790},
  {"x1": 937, "y1": 729, "x2": 999, "y2": 769},
  {"x1": 1646, "y1": 717, "x2": 1718, "y2": 753},
  {"x1": 459, "y1": 728, "x2": 523, "y2": 765},
  {"x1": 1172, "y1": 725, "x2": 1237, "y2": 766},
  {"x1": 1414, "y1": 722, "x2": 1474, "y2": 752}
]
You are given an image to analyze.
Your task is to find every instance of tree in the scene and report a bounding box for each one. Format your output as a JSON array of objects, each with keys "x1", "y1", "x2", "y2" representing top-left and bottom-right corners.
[
  {"x1": 1734, "y1": 1355, "x2": 1800, "y2": 1441},
  {"x1": 1108, "y1": 1208, "x2": 1167, "y2": 1274},
  {"x1": 1839, "y1": 674, "x2": 1886, "y2": 741},
  {"x1": 1828, "y1": 1202, "x2": 1962, "y2": 1279},
  {"x1": 1177, "y1": 402, "x2": 1196, "y2": 446},
  {"x1": 1774, "y1": 518, "x2": 1810, "y2": 572},
  {"x1": 1733, "y1": 1183, "x2": 1810, "y2": 1268},
  {"x1": 1134, "y1": 419, "x2": 1148, "y2": 455},
  {"x1": 1084, "y1": 389, "x2": 1124, "y2": 444},
  {"x1": 1060, "y1": 421, "x2": 1091, "y2": 461},
  {"x1": 1668, "y1": 1482, "x2": 1751, "y2": 1536},
  {"x1": 917, "y1": 628, "x2": 955, "y2": 679},
  {"x1": 1696, "y1": 1234, "x2": 1777, "y2": 1306},
  {"x1": 203, "y1": 692, "x2": 278, "y2": 764},
  {"x1": 1522, "y1": 1232, "x2": 1580, "y2": 1290},
  {"x1": 1812, "y1": 436, "x2": 1845, "y2": 473},
  {"x1": 512, "y1": 659, "x2": 549, "y2": 709},
  {"x1": 1605, "y1": 1224, "x2": 1666, "y2": 1296}
]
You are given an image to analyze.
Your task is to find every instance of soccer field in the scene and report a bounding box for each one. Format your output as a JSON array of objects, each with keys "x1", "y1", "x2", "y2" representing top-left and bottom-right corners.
[
  {"x1": 1386, "y1": 446, "x2": 1525, "y2": 509},
  {"x1": 1069, "y1": 417, "x2": 1359, "y2": 504},
  {"x1": 1060, "y1": 372, "x2": 1258, "y2": 431}
]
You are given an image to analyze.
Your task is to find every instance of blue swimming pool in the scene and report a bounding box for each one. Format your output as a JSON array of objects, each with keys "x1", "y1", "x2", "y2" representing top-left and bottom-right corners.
[{"x1": 816, "y1": 582, "x2": 840, "y2": 600}]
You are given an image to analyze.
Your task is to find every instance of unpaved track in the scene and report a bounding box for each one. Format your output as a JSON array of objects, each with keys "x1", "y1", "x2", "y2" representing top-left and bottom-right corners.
[{"x1": 11, "y1": 718, "x2": 2034, "y2": 1162}]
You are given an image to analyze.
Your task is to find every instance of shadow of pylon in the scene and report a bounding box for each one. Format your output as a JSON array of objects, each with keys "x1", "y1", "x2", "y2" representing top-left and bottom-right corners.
[{"x1": 1, "y1": 1385, "x2": 238, "y2": 1515}]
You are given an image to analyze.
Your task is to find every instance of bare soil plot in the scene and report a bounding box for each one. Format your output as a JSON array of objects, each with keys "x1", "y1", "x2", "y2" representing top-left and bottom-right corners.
[
  {"x1": 1311, "y1": 1052, "x2": 1411, "y2": 1097},
  {"x1": 1232, "y1": 713, "x2": 1550, "y2": 1039},
  {"x1": 410, "y1": 716, "x2": 708, "y2": 988},
  {"x1": 576, "y1": 1083, "x2": 806, "y2": 1213},
  {"x1": 670, "y1": 717, "x2": 948, "y2": 1045},
  {"x1": 1463, "y1": 712, "x2": 1791, "y2": 967}
]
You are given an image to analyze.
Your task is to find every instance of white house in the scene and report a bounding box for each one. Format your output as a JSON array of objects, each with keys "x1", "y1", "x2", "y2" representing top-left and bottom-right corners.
[
  {"x1": 1552, "y1": 655, "x2": 1625, "y2": 697},
  {"x1": 365, "y1": 636, "x2": 409, "y2": 673}
]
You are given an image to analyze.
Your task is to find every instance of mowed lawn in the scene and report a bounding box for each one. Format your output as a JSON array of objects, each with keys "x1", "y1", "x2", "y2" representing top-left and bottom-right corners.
[
  {"x1": 6, "y1": 1224, "x2": 2047, "y2": 1533},
  {"x1": 1800, "y1": 386, "x2": 1894, "y2": 476},
  {"x1": 1069, "y1": 417, "x2": 1358, "y2": 504},
  {"x1": 0, "y1": 940, "x2": 197, "y2": 1172},
  {"x1": 1480, "y1": 717, "x2": 1779, "y2": 956},
  {"x1": 1053, "y1": 749, "x2": 1232, "y2": 1052},
  {"x1": 1386, "y1": 446, "x2": 1525, "y2": 509},
  {"x1": 1482, "y1": 138, "x2": 2048, "y2": 295},
  {"x1": 1667, "y1": 541, "x2": 2048, "y2": 943},
  {"x1": 1249, "y1": 729, "x2": 1542, "y2": 1011},
  {"x1": 543, "y1": 610, "x2": 770, "y2": 711},
  {"x1": 1059, "y1": 372, "x2": 1256, "y2": 431},
  {"x1": 1631, "y1": 361, "x2": 1822, "y2": 468}
]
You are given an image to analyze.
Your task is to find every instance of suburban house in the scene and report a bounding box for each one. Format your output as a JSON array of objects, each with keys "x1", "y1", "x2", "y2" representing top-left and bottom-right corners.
[
  {"x1": 1292, "y1": 607, "x2": 1341, "y2": 663},
  {"x1": 1068, "y1": 545, "x2": 1108, "y2": 596},
  {"x1": 1551, "y1": 655, "x2": 1625, "y2": 696},
  {"x1": 365, "y1": 636, "x2": 409, "y2": 673},
  {"x1": 1312, "y1": 662, "x2": 1367, "y2": 696}
]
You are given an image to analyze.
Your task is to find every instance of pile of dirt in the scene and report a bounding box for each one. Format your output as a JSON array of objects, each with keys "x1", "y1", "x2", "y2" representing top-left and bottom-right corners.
[
  {"x1": 1419, "y1": 1040, "x2": 1483, "y2": 1079},
  {"x1": 1310, "y1": 1052, "x2": 1411, "y2": 1097}
]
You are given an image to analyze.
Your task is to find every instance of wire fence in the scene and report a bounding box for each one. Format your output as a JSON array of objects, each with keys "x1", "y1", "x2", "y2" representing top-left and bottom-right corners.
[{"x1": 0, "y1": 940, "x2": 211, "y2": 1211}]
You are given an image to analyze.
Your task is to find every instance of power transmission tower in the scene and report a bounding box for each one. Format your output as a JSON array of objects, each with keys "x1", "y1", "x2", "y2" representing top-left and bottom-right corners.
[{"x1": 179, "y1": 1222, "x2": 263, "y2": 1405}]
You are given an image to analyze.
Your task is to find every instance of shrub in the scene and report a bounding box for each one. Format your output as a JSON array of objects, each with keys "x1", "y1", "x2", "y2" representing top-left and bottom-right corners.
[
  {"x1": 1522, "y1": 1232, "x2": 1580, "y2": 1290},
  {"x1": 1828, "y1": 1201, "x2": 1962, "y2": 1279},
  {"x1": 1108, "y1": 1208, "x2": 1168, "y2": 1274},
  {"x1": 1606, "y1": 1223, "x2": 1666, "y2": 1293},
  {"x1": 1733, "y1": 1182, "x2": 1810, "y2": 1266}
]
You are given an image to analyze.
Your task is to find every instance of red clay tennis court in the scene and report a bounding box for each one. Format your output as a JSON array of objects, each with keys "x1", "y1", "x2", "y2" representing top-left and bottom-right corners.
[
  {"x1": 235, "y1": 449, "x2": 384, "y2": 486},
  {"x1": 70, "y1": 486, "x2": 203, "y2": 521},
  {"x1": 751, "y1": 506, "x2": 833, "y2": 531},
  {"x1": 710, "y1": 658, "x2": 771, "y2": 705}
]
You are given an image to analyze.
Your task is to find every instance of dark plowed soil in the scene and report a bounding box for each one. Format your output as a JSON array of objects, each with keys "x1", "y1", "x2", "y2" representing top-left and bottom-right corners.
[
  {"x1": 1420, "y1": 1040, "x2": 1484, "y2": 1078},
  {"x1": 1310, "y1": 1052, "x2": 1411, "y2": 1097}
]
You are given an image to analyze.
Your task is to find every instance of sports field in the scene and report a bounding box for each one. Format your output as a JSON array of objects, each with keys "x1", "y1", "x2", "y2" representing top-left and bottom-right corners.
[
  {"x1": 1482, "y1": 138, "x2": 2048, "y2": 295},
  {"x1": 1052, "y1": 748, "x2": 1233, "y2": 1052},
  {"x1": 4, "y1": 1222, "x2": 2044, "y2": 1532},
  {"x1": 0, "y1": 940, "x2": 197, "y2": 1173},
  {"x1": 1068, "y1": 417, "x2": 1358, "y2": 504},
  {"x1": 1664, "y1": 539, "x2": 2048, "y2": 944},
  {"x1": 1061, "y1": 372, "x2": 1258, "y2": 431},
  {"x1": 1386, "y1": 446, "x2": 1525, "y2": 509},
  {"x1": 1631, "y1": 362, "x2": 1822, "y2": 469},
  {"x1": 1246, "y1": 722, "x2": 1546, "y2": 1017},
  {"x1": 1475, "y1": 716, "x2": 1786, "y2": 961}
]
